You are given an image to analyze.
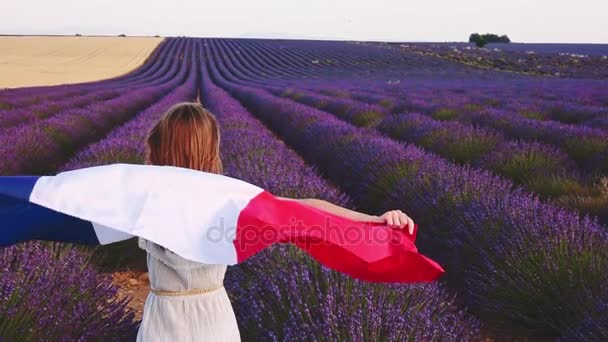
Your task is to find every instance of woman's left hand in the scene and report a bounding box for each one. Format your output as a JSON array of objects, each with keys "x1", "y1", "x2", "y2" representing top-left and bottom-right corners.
[{"x1": 378, "y1": 210, "x2": 415, "y2": 235}]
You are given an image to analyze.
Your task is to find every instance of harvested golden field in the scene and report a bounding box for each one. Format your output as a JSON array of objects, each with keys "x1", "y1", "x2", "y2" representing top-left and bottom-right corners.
[{"x1": 0, "y1": 36, "x2": 164, "y2": 89}]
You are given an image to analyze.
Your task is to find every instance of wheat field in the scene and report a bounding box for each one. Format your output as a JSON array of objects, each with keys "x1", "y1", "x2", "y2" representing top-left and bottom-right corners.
[{"x1": 0, "y1": 36, "x2": 163, "y2": 89}]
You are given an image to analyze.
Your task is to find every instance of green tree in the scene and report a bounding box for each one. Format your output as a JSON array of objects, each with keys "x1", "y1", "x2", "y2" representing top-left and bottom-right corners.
[
  {"x1": 469, "y1": 33, "x2": 487, "y2": 47},
  {"x1": 469, "y1": 33, "x2": 511, "y2": 47}
]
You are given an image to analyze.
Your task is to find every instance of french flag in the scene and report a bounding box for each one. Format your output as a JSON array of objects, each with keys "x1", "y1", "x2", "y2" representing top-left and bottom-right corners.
[{"x1": 0, "y1": 163, "x2": 444, "y2": 283}]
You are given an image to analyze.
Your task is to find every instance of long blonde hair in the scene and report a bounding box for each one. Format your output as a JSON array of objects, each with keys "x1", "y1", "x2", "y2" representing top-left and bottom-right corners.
[{"x1": 145, "y1": 102, "x2": 223, "y2": 174}]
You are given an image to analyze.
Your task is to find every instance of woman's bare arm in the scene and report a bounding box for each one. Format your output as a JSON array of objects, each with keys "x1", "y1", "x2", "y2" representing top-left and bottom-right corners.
[
  {"x1": 277, "y1": 197, "x2": 415, "y2": 234},
  {"x1": 278, "y1": 197, "x2": 380, "y2": 222}
]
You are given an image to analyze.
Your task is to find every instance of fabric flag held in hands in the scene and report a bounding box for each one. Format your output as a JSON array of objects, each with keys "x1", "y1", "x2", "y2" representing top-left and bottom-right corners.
[{"x1": 0, "y1": 163, "x2": 445, "y2": 283}]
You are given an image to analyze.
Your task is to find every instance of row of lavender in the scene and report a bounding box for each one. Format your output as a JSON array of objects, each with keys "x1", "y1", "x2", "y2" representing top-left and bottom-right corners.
[
  {"x1": 0, "y1": 39, "x2": 199, "y2": 340},
  {"x1": 319, "y1": 80, "x2": 608, "y2": 130},
  {"x1": 312, "y1": 81, "x2": 608, "y2": 139},
  {"x1": 208, "y1": 38, "x2": 608, "y2": 224},
  {"x1": 204, "y1": 38, "x2": 608, "y2": 340}
]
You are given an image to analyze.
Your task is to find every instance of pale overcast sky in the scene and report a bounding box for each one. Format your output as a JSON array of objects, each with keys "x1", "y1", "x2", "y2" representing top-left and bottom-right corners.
[{"x1": 2, "y1": 0, "x2": 607, "y2": 43}]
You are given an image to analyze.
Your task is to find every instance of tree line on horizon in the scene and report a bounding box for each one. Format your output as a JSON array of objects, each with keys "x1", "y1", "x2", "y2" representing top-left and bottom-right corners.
[{"x1": 469, "y1": 33, "x2": 511, "y2": 47}]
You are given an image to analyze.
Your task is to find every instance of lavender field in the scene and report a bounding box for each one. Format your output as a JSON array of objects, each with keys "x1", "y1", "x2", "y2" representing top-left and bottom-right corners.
[{"x1": 1, "y1": 37, "x2": 607, "y2": 341}]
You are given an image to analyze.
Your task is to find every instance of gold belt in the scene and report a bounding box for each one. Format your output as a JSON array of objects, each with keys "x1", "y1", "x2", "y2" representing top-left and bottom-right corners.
[{"x1": 151, "y1": 285, "x2": 224, "y2": 297}]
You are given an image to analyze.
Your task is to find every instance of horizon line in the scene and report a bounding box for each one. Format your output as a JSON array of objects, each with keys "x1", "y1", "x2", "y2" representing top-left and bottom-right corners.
[{"x1": 1, "y1": 33, "x2": 607, "y2": 45}]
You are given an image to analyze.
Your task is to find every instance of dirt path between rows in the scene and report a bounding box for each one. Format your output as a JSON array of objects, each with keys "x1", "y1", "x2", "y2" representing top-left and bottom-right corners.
[{"x1": 111, "y1": 271, "x2": 150, "y2": 322}]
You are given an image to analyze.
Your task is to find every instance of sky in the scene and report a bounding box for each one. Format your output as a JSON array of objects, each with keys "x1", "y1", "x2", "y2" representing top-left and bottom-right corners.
[{"x1": 2, "y1": 0, "x2": 607, "y2": 43}]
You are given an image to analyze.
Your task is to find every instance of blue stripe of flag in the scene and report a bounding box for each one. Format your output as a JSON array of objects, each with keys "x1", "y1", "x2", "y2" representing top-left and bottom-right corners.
[{"x1": 0, "y1": 176, "x2": 100, "y2": 246}]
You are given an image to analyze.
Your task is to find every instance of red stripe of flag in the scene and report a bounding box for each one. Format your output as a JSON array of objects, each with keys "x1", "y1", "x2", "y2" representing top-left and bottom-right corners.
[{"x1": 234, "y1": 191, "x2": 445, "y2": 283}]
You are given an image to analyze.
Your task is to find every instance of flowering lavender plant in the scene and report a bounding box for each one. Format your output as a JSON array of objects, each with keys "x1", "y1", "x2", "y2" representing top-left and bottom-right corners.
[{"x1": 0, "y1": 241, "x2": 138, "y2": 341}]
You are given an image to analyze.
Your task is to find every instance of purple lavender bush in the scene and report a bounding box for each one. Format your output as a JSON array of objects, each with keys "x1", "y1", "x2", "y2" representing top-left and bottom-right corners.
[
  {"x1": 0, "y1": 241, "x2": 138, "y2": 341},
  {"x1": 476, "y1": 139, "x2": 587, "y2": 197},
  {"x1": 225, "y1": 244, "x2": 481, "y2": 342}
]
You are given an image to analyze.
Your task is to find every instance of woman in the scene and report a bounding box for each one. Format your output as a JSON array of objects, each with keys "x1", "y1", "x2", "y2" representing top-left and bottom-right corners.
[{"x1": 136, "y1": 102, "x2": 415, "y2": 341}]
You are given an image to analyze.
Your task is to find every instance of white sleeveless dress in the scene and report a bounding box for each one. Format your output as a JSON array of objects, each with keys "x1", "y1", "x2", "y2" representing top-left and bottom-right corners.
[{"x1": 136, "y1": 237, "x2": 241, "y2": 341}]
